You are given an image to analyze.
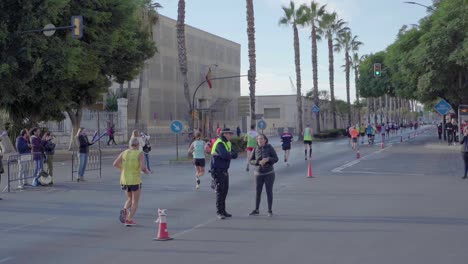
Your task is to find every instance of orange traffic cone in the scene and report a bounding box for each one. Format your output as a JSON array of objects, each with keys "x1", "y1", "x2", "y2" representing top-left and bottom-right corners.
[
  {"x1": 356, "y1": 149, "x2": 361, "y2": 159},
  {"x1": 153, "y1": 209, "x2": 173, "y2": 241},
  {"x1": 307, "y1": 161, "x2": 314, "y2": 178}
]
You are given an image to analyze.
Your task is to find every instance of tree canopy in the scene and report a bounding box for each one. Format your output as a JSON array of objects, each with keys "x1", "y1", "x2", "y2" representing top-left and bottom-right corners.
[{"x1": 0, "y1": 0, "x2": 156, "y2": 129}]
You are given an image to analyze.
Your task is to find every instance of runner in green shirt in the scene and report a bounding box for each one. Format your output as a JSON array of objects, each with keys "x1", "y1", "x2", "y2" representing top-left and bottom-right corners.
[{"x1": 302, "y1": 124, "x2": 313, "y2": 160}]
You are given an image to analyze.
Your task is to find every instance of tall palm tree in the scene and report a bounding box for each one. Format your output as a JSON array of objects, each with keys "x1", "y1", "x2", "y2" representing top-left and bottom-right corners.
[
  {"x1": 246, "y1": 0, "x2": 257, "y2": 126},
  {"x1": 279, "y1": 1, "x2": 305, "y2": 139},
  {"x1": 350, "y1": 40, "x2": 363, "y2": 124},
  {"x1": 318, "y1": 12, "x2": 347, "y2": 129},
  {"x1": 176, "y1": 0, "x2": 192, "y2": 129},
  {"x1": 299, "y1": 2, "x2": 326, "y2": 133},
  {"x1": 334, "y1": 29, "x2": 353, "y2": 126}
]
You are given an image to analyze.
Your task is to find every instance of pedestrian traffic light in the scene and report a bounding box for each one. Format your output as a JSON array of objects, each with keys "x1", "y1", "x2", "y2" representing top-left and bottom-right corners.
[
  {"x1": 71, "y1": 15, "x2": 83, "y2": 39},
  {"x1": 374, "y1": 63, "x2": 381, "y2": 77}
]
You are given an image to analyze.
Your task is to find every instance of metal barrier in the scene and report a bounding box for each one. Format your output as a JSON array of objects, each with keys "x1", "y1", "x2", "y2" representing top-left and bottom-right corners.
[
  {"x1": 4, "y1": 153, "x2": 45, "y2": 192},
  {"x1": 71, "y1": 149, "x2": 102, "y2": 181}
]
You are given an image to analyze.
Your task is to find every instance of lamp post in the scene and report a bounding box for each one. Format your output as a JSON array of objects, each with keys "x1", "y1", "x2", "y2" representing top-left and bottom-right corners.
[
  {"x1": 191, "y1": 72, "x2": 248, "y2": 132},
  {"x1": 403, "y1": 1, "x2": 435, "y2": 11}
]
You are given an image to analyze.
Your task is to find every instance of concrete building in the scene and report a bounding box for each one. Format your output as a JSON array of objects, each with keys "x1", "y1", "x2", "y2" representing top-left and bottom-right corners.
[
  {"x1": 243, "y1": 95, "x2": 350, "y2": 136},
  {"x1": 113, "y1": 14, "x2": 241, "y2": 139}
]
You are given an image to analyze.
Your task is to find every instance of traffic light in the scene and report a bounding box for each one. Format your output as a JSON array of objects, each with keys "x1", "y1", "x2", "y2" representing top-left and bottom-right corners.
[
  {"x1": 71, "y1": 15, "x2": 83, "y2": 39},
  {"x1": 373, "y1": 63, "x2": 382, "y2": 77}
]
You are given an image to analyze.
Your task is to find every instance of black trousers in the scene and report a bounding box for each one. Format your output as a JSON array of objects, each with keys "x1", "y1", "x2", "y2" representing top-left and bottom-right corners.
[
  {"x1": 463, "y1": 152, "x2": 468, "y2": 177},
  {"x1": 255, "y1": 172, "x2": 275, "y2": 211},
  {"x1": 213, "y1": 171, "x2": 229, "y2": 214}
]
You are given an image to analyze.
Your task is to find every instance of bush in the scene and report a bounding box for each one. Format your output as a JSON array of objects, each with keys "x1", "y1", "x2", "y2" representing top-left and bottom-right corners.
[
  {"x1": 230, "y1": 136, "x2": 246, "y2": 152},
  {"x1": 313, "y1": 129, "x2": 346, "y2": 139}
]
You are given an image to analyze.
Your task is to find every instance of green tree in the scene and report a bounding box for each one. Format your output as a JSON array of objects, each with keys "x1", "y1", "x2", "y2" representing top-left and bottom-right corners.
[
  {"x1": 279, "y1": 1, "x2": 305, "y2": 139},
  {"x1": 334, "y1": 29, "x2": 353, "y2": 125},
  {"x1": 299, "y1": 1, "x2": 326, "y2": 133}
]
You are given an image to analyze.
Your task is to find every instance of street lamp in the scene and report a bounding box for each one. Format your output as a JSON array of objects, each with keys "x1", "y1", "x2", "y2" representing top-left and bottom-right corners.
[
  {"x1": 191, "y1": 66, "x2": 248, "y2": 131},
  {"x1": 403, "y1": 1, "x2": 435, "y2": 11}
]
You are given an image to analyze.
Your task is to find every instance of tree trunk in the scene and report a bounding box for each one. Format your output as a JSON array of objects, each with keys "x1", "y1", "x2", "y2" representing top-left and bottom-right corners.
[
  {"x1": 311, "y1": 22, "x2": 320, "y2": 133},
  {"x1": 367, "y1": 97, "x2": 372, "y2": 123},
  {"x1": 246, "y1": 0, "x2": 256, "y2": 127},
  {"x1": 354, "y1": 66, "x2": 361, "y2": 125},
  {"x1": 293, "y1": 24, "x2": 303, "y2": 140},
  {"x1": 67, "y1": 108, "x2": 83, "y2": 151},
  {"x1": 327, "y1": 36, "x2": 337, "y2": 129},
  {"x1": 345, "y1": 51, "x2": 351, "y2": 126},
  {"x1": 135, "y1": 69, "x2": 144, "y2": 129},
  {"x1": 385, "y1": 94, "x2": 389, "y2": 123},
  {"x1": 373, "y1": 97, "x2": 378, "y2": 125},
  {"x1": 177, "y1": 0, "x2": 192, "y2": 129}
]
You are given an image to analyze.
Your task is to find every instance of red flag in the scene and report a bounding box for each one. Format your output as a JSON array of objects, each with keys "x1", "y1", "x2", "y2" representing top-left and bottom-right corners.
[{"x1": 206, "y1": 68, "x2": 212, "y2": 89}]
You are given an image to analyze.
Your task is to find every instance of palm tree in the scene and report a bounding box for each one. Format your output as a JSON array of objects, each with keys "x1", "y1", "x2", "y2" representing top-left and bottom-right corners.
[
  {"x1": 334, "y1": 29, "x2": 353, "y2": 126},
  {"x1": 350, "y1": 38, "x2": 363, "y2": 124},
  {"x1": 279, "y1": 1, "x2": 305, "y2": 139},
  {"x1": 299, "y1": 1, "x2": 326, "y2": 133},
  {"x1": 318, "y1": 12, "x2": 347, "y2": 129},
  {"x1": 176, "y1": 0, "x2": 192, "y2": 129},
  {"x1": 246, "y1": 0, "x2": 257, "y2": 126}
]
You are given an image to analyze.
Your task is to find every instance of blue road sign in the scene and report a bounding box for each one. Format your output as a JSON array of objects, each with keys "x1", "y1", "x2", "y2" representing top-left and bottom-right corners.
[
  {"x1": 311, "y1": 105, "x2": 320, "y2": 113},
  {"x1": 434, "y1": 99, "x2": 452, "y2": 115},
  {"x1": 258, "y1": 120, "x2": 267, "y2": 130},
  {"x1": 170, "y1": 120, "x2": 184, "y2": 134}
]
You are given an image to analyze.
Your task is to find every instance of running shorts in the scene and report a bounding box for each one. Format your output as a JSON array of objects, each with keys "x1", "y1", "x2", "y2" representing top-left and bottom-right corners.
[
  {"x1": 246, "y1": 147, "x2": 254, "y2": 152},
  {"x1": 303, "y1": 140, "x2": 312, "y2": 145},
  {"x1": 194, "y1": 158, "x2": 205, "y2": 167},
  {"x1": 121, "y1": 184, "x2": 141, "y2": 192},
  {"x1": 282, "y1": 144, "x2": 291, "y2": 150}
]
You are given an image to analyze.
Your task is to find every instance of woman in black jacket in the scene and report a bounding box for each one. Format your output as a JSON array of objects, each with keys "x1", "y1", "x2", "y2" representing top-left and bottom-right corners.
[
  {"x1": 76, "y1": 127, "x2": 94, "y2": 182},
  {"x1": 249, "y1": 134, "x2": 278, "y2": 217},
  {"x1": 461, "y1": 127, "x2": 468, "y2": 179}
]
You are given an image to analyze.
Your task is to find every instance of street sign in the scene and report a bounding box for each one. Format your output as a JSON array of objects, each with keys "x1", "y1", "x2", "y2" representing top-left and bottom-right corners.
[
  {"x1": 311, "y1": 105, "x2": 320, "y2": 113},
  {"x1": 170, "y1": 120, "x2": 183, "y2": 134},
  {"x1": 258, "y1": 120, "x2": 267, "y2": 130},
  {"x1": 43, "y1": 24, "x2": 56, "y2": 37},
  {"x1": 434, "y1": 99, "x2": 452, "y2": 115}
]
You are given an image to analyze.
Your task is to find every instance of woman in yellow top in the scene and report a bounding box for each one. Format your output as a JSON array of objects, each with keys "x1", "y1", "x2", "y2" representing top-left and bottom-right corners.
[{"x1": 113, "y1": 137, "x2": 149, "y2": 226}]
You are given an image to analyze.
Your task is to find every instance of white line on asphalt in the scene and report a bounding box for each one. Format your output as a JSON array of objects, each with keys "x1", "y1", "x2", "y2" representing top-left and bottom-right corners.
[
  {"x1": 0, "y1": 257, "x2": 14, "y2": 263},
  {"x1": 331, "y1": 145, "x2": 393, "y2": 173},
  {"x1": 337, "y1": 170, "x2": 425, "y2": 176},
  {"x1": 171, "y1": 218, "x2": 216, "y2": 238},
  {"x1": 1, "y1": 217, "x2": 58, "y2": 232}
]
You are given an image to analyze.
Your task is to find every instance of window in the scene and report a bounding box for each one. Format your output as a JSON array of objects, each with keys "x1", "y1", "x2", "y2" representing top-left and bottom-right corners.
[{"x1": 264, "y1": 108, "x2": 280, "y2": 119}]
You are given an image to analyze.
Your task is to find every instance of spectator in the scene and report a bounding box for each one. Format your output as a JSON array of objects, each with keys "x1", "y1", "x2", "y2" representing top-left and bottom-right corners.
[
  {"x1": 107, "y1": 125, "x2": 117, "y2": 145},
  {"x1": 76, "y1": 127, "x2": 94, "y2": 182},
  {"x1": 249, "y1": 134, "x2": 279, "y2": 217},
  {"x1": 236, "y1": 126, "x2": 241, "y2": 137},
  {"x1": 16, "y1": 129, "x2": 31, "y2": 188},
  {"x1": 30, "y1": 127, "x2": 44, "y2": 186},
  {"x1": 461, "y1": 127, "x2": 468, "y2": 179},
  {"x1": 129, "y1": 130, "x2": 145, "y2": 152},
  {"x1": 437, "y1": 122, "x2": 443, "y2": 140},
  {"x1": 141, "y1": 133, "x2": 152, "y2": 173},
  {"x1": 446, "y1": 121, "x2": 455, "y2": 146},
  {"x1": 43, "y1": 132, "x2": 56, "y2": 184}
]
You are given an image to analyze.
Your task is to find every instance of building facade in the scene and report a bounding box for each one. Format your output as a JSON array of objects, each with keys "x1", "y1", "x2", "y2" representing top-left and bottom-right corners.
[{"x1": 115, "y1": 15, "x2": 241, "y2": 139}]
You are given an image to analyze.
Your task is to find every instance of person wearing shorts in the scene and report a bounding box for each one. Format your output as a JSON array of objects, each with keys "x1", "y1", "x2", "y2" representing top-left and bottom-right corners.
[
  {"x1": 188, "y1": 132, "x2": 206, "y2": 189},
  {"x1": 359, "y1": 123, "x2": 365, "y2": 144},
  {"x1": 244, "y1": 124, "x2": 258, "y2": 171},
  {"x1": 113, "y1": 137, "x2": 149, "y2": 227},
  {"x1": 280, "y1": 128, "x2": 293, "y2": 166},
  {"x1": 350, "y1": 126, "x2": 359, "y2": 150},
  {"x1": 302, "y1": 124, "x2": 313, "y2": 160}
]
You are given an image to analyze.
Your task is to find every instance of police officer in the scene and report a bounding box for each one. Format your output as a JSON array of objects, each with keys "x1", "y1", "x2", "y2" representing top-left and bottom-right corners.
[{"x1": 210, "y1": 127, "x2": 238, "y2": 219}]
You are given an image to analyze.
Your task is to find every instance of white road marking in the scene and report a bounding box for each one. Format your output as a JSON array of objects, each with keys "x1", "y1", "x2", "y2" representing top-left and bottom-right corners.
[
  {"x1": 171, "y1": 218, "x2": 217, "y2": 238},
  {"x1": 331, "y1": 145, "x2": 393, "y2": 173},
  {"x1": 1, "y1": 217, "x2": 58, "y2": 232},
  {"x1": 336, "y1": 170, "x2": 424, "y2": 176},
  {"x1": 0, "y1": 257, "x2": 14, "y2": 263}
]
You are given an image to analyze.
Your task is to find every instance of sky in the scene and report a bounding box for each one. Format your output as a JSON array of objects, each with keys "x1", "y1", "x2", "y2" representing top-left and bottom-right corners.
[{"x1": 157, "y1": 0, "x2": 430, "y2": 101}]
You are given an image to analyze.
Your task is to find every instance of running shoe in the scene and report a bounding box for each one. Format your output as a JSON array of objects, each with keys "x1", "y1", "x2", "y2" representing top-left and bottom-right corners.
[
  {"x1": 268, "y1": 211, "x2": 273, "y2": 217},
  {"x1": 119, "y1": 209, "x2": 127, "y2": 223},
  {"x1": 249, "y1": 210, "x2": 259, "y2": 216},
  {"x1": 217, "y1": 214, "x2": 226, "y2": 220},
  {"x1": 125, "y1": 219, "x2": 136, "y2": 226},
  {"x1": 246, "y1": 166, "x2": 249, "y2": 172}
]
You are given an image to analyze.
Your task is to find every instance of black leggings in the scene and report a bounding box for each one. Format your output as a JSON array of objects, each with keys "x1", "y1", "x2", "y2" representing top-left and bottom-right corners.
[
  {"x1": 463, "y1": 153, "x2": 468, "y2": 177},
  {"x1": 254, "y1": 172, "x2": 275, "y2": 211}
]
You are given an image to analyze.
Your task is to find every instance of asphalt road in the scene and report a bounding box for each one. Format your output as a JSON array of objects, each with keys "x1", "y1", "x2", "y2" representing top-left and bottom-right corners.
[{"x1": 1, "y1": 126, "x2": 467, "y2": 264}]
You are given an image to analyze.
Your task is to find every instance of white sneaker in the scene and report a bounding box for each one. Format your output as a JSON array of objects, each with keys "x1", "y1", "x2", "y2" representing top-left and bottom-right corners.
[{"x1": 17, "y1": 185, "x2": 24, "y2": 189}]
